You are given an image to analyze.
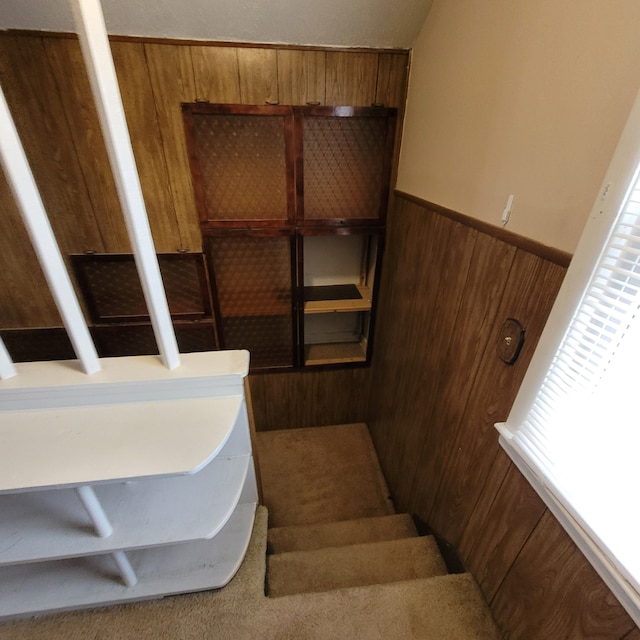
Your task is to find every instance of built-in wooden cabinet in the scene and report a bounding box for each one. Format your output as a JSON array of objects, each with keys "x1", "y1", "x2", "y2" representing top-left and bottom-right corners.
[{"x1": 183, "y1": 103, "x2": 396, "y2": 372}]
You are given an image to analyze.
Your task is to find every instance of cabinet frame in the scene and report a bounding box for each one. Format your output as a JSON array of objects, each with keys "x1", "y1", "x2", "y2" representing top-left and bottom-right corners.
[
  {"x1": 183, "y1": 103, "x2": 396, "y2": 371},
  {"x1": 202, "y1": 228, "x2": 300, "y2": 372},
  {"x1": 292, "y1": 106, "x2": 397, "y2": 228},
  {"x1": 182, "y1": 103, "x2": 298, "y2": 229}
]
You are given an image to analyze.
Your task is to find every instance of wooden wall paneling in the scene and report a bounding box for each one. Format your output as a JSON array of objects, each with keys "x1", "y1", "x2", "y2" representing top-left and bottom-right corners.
[
  {"x1": 313, "y1": 368, "x2": 372, "y2": 427},
  {"x1": 366, "y1": 200, "x2": 449, "y2": 493},
  {"x1": 375, "y1": 53, "x2": 409, "y2": 108},
  {"x1": 277, "y1": 49, "x2": 325, "y2": 105},
  {"x1": 0, "y1": 35, "x2": 105, "y2": 254},
  {"x1": 44, "y1": 37, "x2": 129, "y2": 253},
  {"x1": 248, "y1": 368, "x2": 371, "y2": 431},
  {"x1": 145, "y1": 43, "x2": 201, "y2": 251},
  {"x1": 491, "y1": 510, "x2": 637, "y2": 639},
  {"x1": 191, "y1": 45, "x2": 241, "y2": 103},
  {"x1": 623, "y1": 629, "x2": 640, "y2": 640},
  {"x1": 406, "y1": 232, "x2": 517, "y2": 520},
  {"x1": 427, "y1": 250, "x2": 567, "y2": 545},
  {"x1": 0, "y1": 174, "x2": 61, "y2": 329},
  {"x1": 367, "y1": 200, "x2": 478, "y2": 512},
  {"x1": 374, "y1": 53, "x2": 409, "y2": 187},
  {"x1": 248, "y1": 372, "x2": 292, "y2": 430},
  {"x1": 460, "y1": 456, "x2": 546, "y2": 603},
  {"x1": 110, "y1": 41, "x2": 181, "y2": 252},
  {"x1": 246, "y1": 373, "x2": 268, "y2": 429},
  {"x1": 237, "y1": 48, "x2": 278, "y2": 105},
  {"x1": 325, "y1": 51, "x2": 378, "y2": 106},
  {"x1": 365, "y1": 198, "x2": 424, "y2": 458}
]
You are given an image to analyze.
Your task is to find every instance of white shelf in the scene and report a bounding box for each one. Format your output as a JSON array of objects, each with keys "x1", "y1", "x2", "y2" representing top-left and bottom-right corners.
[
  {"x1": 0, "y1": 501, "x2": 257, "y2": 619},
  {"x1": 0, "y1": 350, "x2": 258, "y2": 619},
  {"x1": 0, "y1": 454, "x2": 251, "y2": 565},
  {"x1": 0, "y1": 395, "x2": 242, "y2": 492},
  {"x1": 303, "y1": 285, "x2": 372, "y2": 314}
]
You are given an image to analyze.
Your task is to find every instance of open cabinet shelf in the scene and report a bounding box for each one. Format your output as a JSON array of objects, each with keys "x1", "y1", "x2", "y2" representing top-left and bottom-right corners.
[
  {"x1": 0, "y1": 502, "x2": 256, "y2": 619},
  {"x1": 303, "y1": 284, "x2": 372, "y2": 314},
  {"x1": 304, "y1": 341, "x2": 367, "y2": 366},
  {"x1": 0, "y1": 352, "x2": 258, "y2": 619},
  {"x1": 183, "y1": 103, "x2": 395, "y2": 371}
]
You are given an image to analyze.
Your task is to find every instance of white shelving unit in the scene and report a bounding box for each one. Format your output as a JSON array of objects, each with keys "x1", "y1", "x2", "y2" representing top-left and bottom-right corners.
[{"x1": 0, "y1": 350, "x2": 258, "y2": 619}]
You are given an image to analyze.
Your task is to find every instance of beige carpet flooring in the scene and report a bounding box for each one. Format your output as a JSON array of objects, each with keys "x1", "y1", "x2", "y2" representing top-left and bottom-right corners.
[
  {"x1": 257, "y1": 423, "x2": 395, "y2": 527},
  {"x1": 0, "y1": 507, "x2": 502, "y2": 640},
  {"x1": 0, "y1": 423, "x2": 502, "y2": 639}
]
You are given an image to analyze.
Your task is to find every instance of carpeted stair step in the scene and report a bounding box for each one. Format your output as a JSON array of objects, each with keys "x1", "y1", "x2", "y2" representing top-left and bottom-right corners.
[
  {"x1": 268, "y1": 514, "x2": 418, "y2": 554},
  {"x1": 256, "y1": 424, "x2": 395, "y2": 528},
  {"x1": 267, "y1": 535, "x2": 448, "y2": 597}
]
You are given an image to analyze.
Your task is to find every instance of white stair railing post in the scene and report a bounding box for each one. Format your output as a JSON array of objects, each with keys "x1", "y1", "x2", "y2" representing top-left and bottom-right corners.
[
  {"x1": 69, "y1": 0, "x2": 180, "y2": 370},
  {"x1": 0, "y1": 337, "x2": 16, "y2": 380},
  {"x1": 0, "y1": 86, "x2": 100, "y2": 375}
]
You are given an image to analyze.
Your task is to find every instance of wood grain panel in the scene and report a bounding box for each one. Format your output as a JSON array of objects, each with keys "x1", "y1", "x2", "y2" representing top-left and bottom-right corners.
[
  {"x1": 366, "y1": 199, "x2": 445, "y2": 476},
  {"x1": 145, "y1": 43, "x2": 201, "y2": 251},
  {"x1": 248, "y1": 368, "x2": 371, "y2": 431},
  {"x1": 44, "y1": 37, "x2": 129, "y2": 253},
  {"x1": 406, "y1": 233, "x2": 517, "y2": 519},
  {"x1": 367, "y1": 199, "x2": 479, "y2": 512},
  {"x1": 375, "y1": 53, "x2": 409, "y2": 186},
  {"x1": 110, "y1": 41, "x2": 181, "y2": 252},
  {"x1": 367, "y1": 193, "x2": 635, "y2": 640},
  {"x1": 0, "y1": 173, "x2": 61, "y2": 328},
  {"x1": 427, "y1": 249, "x2": 567, "y2": 544},
  {"x1": 191, "y1": 45, "x2": 241, "y2": 103},
  {"x1": 237, "y1": 48, "x2": 278, "y2": 104},
  {"x1": 375, "y1": 53, "x2": 409, "y2": 108},
  {"x1": 461, "y1": 457, "x2": 546, "y2": 602},
  {"x1": 623, "y1": 629, "x2": 640, "y2": 640},
  {"x1": 325, "y1": 51, "x2": 378, "y2": 106},
  {"x1": 277, "y1": 49, "x2": 325, "y2": 105},
  {"x1": 0, "y1": 34, "x2": 104, "y2": 254},
  {"x1": 492, "y1": 510, "x2": 637, "y2": 639}
]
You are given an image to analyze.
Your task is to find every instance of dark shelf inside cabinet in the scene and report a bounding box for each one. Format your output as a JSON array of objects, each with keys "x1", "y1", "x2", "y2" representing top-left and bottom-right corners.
[{"x1": 303, "y1": 284, "x2": 362, "y2": 302}]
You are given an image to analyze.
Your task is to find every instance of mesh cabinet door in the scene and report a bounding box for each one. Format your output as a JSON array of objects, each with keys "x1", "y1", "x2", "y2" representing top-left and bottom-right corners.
[
  {"x1": 294, "y1": 106, "x2": 397, "y2": 226},
  {"x1": 183, "y1": 105, "x2": 295, "y2": 227},
  {"x1": 204, "y1": 233, "x2": 296, "y2": 370}
]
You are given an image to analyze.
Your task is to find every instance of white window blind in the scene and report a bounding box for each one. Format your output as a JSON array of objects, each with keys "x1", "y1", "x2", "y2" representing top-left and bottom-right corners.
[{"x1": 497, "y1": 89, "x2": 640, "y2": 626}]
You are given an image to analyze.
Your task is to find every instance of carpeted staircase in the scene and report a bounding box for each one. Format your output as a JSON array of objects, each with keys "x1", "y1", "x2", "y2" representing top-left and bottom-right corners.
[
  {"x1": 257, "y1": 423, "x2": 502, "y2": 638},
  {"x1": 0, "y1": 422, "x2": 502, "y2": 640}
]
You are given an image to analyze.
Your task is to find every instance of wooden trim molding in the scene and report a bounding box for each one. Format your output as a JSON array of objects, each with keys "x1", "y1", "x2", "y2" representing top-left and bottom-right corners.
[{"x1": 394, "y1": 190, "x2": 573, "y2": 268}]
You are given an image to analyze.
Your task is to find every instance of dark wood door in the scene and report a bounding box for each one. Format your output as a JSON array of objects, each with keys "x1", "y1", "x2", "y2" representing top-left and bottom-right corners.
[{"x1": 204, "y1": 231, "x2": 297, "y2": 371}]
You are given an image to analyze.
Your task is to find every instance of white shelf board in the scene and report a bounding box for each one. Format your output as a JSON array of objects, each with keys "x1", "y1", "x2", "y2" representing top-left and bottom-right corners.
[
  {"x1": 0, "y1": 454, "x2": 252, "y2": 565},
  {"x1": 0, "y1": 351, "x2": 250, "y2": 411},
  {"x1": 0, "y1": 395, "x2": 242, "y2": 493},
  {"x1": 0, "y1": 351, "x2": 249, "y2": 392},
  {"x1": 303, "y1": 285, "x2": 372, "y2": 314},
  {"x1": 0, "y1": 502, "x2": 257, "y2": 619}
]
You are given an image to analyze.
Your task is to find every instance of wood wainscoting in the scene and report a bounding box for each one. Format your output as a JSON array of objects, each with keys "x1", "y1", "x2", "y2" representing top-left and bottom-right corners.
[
  {"x1": 0, "y1": 31, "x2": 408, "y2": 331},
  {"x1": 367, "y1": 193, "x2": 638, "y2": 639}
]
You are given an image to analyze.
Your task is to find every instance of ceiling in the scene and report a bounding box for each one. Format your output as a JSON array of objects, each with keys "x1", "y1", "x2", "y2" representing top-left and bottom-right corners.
[{"x1": 0, "y1": 0, "x2": 433, "y2": 49}]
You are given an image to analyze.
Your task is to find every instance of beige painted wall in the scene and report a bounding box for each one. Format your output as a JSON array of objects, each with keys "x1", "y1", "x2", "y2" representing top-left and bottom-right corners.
[{"x1": 397, "y1": 0, "x2": 640, "y2": 253}]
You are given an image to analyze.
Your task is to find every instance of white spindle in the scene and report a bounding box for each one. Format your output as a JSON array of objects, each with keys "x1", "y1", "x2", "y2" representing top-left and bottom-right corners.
[
  {"x1": 0, "y1": 337, "x2": 16, "y2": 380},
  {"x1": 0, "y1": 87, "x2": 100, "y2": 375},
  {"x1": 111, "y1": 550, "x2": 138, "y2": 587},
  {"x1": 75, "y1": 485, "x2": 113, "y2": 538},
  {"x1": 69, "y1": 0, "x2": 180, "y2": 370}
]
